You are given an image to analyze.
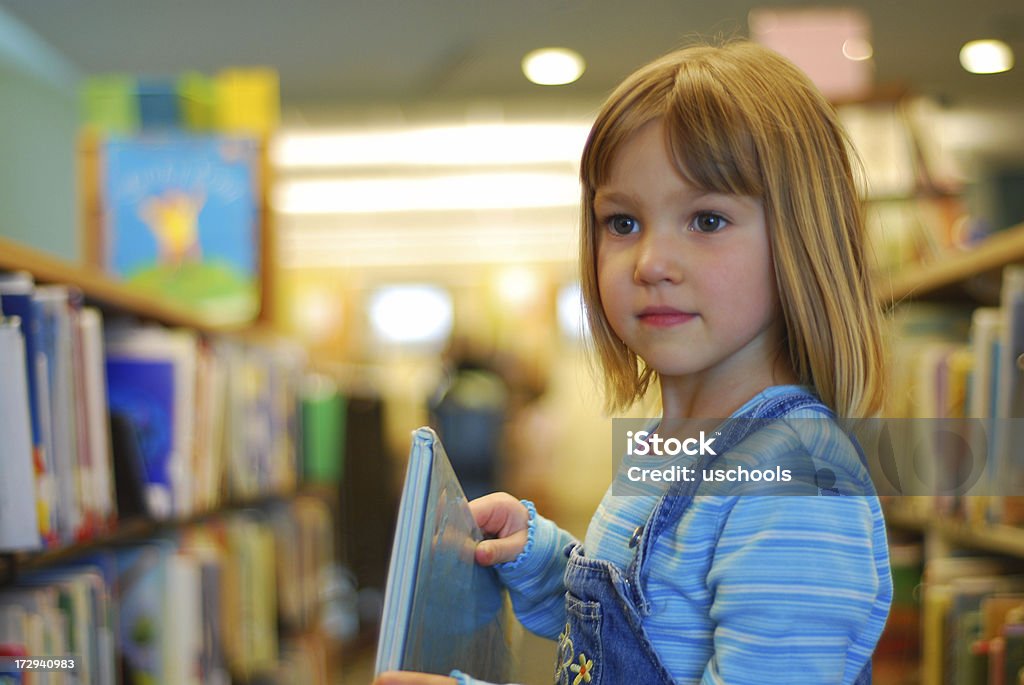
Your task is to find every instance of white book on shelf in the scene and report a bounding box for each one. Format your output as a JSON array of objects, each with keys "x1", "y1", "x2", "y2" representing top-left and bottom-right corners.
[
  {"x1": 79, "y1": 307, "x2": 116, "y2": 526},
  {"x1": 165, "y1": 552, "x2": 202, "y2": 685},
  {"x1": 0, "y1": 272, "x2": 55, "y2": 543},
  {"x1": 0, "y1": 317, "x2": 42, "y2": 551}
]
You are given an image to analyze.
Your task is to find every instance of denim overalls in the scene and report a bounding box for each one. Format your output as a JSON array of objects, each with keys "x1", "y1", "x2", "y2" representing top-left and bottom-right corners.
[{"x1": 553, "y1": 389, "x2": 872, "y2": 685}]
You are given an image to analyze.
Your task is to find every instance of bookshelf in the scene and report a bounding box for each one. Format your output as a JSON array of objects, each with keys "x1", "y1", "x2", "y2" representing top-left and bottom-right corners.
[
  {"x1": 0, "y1": 235, "x2": 267, "y2": 334},
  {"x1": 874, "y1": 221, "x2": 1024, "y2": 305},
  {"x1": 886, "y1": 503, "x2": 1024, "y2": 559},
  {"x1": 0, "y1": 235, "x2": 345, "y2": 684},
  {"x1": 874, "y1": 219, "x2": 1024, "y2": 684}
]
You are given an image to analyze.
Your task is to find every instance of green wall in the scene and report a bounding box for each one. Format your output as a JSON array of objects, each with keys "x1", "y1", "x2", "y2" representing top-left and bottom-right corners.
[{"x1": 0, "y1": 63, "x2": 79, "y2": 261}]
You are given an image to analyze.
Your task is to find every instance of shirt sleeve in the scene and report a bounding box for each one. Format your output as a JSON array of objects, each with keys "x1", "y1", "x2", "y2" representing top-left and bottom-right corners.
[
  {"x1": 492, "y1": 500, "x2": 578, "y2": 641},
  {"x1": 700, "y1": 495, "x2": 890, "y2": 684},
  {"x1": 449, "y1": 669, "x2": 523, "y2": 685}
]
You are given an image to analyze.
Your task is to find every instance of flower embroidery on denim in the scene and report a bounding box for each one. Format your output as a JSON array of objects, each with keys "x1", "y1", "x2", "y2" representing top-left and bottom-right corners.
[
  {"x1": 555, "y1": 622, "x2": 574, "y2": 684},
  {"x1": 570, "y1": 653, "x2": 593, "y2": 684}
]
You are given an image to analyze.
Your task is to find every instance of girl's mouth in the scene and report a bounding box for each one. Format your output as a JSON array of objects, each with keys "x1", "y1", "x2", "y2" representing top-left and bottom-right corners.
[{"x1": 637, "y1": 307, "x2": 696, "y2": 327}]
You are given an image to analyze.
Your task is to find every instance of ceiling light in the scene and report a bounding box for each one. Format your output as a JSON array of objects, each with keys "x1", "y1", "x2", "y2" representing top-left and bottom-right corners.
[
  {"x1": 842, "y1": 38, "x2": 873, "y2": 61},
  {"x1": 521, "y1": 48, "x2": 585, "y2": 86},
  {"x1": 959, "y1": 39, "x2": 1014, "y2": 74},
  {"x1": 369, "y1": 285, "x2": 453, "y2": 346}
]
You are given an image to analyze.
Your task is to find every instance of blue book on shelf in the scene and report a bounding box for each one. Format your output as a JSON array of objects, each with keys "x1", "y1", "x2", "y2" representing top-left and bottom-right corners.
[
  {"x1": 375, "y1": 427, "x2": 512, "y2": 680},
  {"x1": 106, "y1": 357, "x2": 176, "y2": 518}
]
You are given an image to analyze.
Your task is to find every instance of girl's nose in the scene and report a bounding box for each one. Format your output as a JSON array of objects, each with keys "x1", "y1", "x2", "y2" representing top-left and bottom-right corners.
[{"x1": 634, "y1": 232, "x2": 684, "y2": 285}]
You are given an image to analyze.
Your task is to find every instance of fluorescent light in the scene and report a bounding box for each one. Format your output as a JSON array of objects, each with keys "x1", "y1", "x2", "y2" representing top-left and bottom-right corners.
[
  {"x1": 960, "y1": 39, "x2": 1014, "y2": 74},
  {"x1": 369, "y1": 285, "x2": 453, "y2": 345},
  {"x1": 522, "y1": 48, "x2": 586, "y2": 86},
  {"x1": 277, "y1": 218, "x2": 577, "y2": 268},
  {"x1": 557, "y1": 282, "x2": 588, "y2": 340},
  {"x1": 273, "y1": 122, "x2": 591, "y2": 169},
  {"x1": 274, "y1": 171, "x2": 580, "y2": 214}
]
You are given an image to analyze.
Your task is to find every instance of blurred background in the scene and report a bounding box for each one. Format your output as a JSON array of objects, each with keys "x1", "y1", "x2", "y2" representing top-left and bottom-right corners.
[{"x1": 2, "y1": 1, "x2": 1024, "y2": 683}]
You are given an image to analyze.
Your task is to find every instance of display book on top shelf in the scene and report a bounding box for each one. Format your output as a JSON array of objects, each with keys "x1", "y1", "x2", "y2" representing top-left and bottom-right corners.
[
  {"x1": 874, "y1": 220, "x2": 1024, "y2": 685},
  {"x1": 0, "y1": 235, "x2": 342, "y2": 685}
]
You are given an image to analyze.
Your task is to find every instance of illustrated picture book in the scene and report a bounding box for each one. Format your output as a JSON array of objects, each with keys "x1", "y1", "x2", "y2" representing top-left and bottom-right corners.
[{"x1": 97, "y1": 134, "x2": 262, "y2": 324}]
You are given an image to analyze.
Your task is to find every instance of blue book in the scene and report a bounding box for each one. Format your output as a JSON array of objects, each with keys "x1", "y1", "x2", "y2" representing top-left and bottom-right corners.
[
  {"x1": 100, "y1": 134, "x2": 262, "y2": 324},
  {"x1": 375, "y1": 427, "x2": 512, "y2": 680},
  {"x1": 106, "y1": 356, "x2": 176, "y2": 519}
]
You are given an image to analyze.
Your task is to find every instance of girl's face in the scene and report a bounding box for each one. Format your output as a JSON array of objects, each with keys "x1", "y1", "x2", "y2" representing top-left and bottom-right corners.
[{"x1": 594, "y1": 119, "x2": 787, "y2": 400}]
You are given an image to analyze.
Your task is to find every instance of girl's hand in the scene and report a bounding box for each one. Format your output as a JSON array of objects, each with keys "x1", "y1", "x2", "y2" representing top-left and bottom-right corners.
[
  {"x1": 372, "y1": 672, "x2": 456, "y2": 685},
  {"x1": 469, "y1": 492, "x2": 530, "y2": 566}
]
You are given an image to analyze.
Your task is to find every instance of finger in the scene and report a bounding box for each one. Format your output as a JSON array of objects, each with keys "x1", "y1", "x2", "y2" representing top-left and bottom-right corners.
[
  {"x1": 373, "y1": 671, "x2": 457, "y2": 685},
  {"x1": 469, "y1": 493, "x2": 526, "y2": 536},
  {"x1": 475, "y1": 529, "x2": 529, "y2": 566}
]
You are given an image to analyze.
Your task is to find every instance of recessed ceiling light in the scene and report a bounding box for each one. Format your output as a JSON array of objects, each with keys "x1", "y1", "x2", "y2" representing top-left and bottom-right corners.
[
  {"x1": 842, "y1": 38, "x2": 873, "y2": 62},
  {"x1": 521, "y1": 48, "x2": 585, "y2": 86},
  {"x1": 960, "y1": 39, "x2": 1014, "y2": 74}
]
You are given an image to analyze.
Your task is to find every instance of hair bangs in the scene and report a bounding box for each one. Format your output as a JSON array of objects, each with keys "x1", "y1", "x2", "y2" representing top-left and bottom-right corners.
[{"x1": 663, "y1": 61, "x2": 763, "y2": 198}]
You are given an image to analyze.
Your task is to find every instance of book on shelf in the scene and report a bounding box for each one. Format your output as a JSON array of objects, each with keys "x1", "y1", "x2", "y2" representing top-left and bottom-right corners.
[
  {"x1": 0, "y1": 272, "x2": 55, "y2": 547},
  {"x1": 375, "y1": 427, "x2": 513, "y2": 681},
  {"x1": 1, "y1": 276, "x2": 119, "y2": 549},
  {"x1": 992, "y1": 267, "x2": 1024, "y2": 525},
  {"x1": 104, "y1": 326, "x2": 199, "y2": 520},
  {"x1": 919, "y1": 556, "x2": 1024, "y2": 685},
  {"x1": 89, "y1": 134, "x2": 263, "y2": 325},
  {"x1": 0, "y1": 315, "x2": 42, "y2": 552},
  {"x1": 883, "y1": 284, "x2": 1024, "y2": 525}
]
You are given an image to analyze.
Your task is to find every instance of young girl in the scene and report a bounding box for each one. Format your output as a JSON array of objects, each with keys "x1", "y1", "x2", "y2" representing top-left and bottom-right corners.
[{"x1": 376, "y1": 39, "x2": 891, "y2": 685}]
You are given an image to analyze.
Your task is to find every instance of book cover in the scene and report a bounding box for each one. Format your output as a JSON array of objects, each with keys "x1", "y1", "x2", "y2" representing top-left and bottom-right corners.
[
  {"x1": 105, "y1": 356, "x2": 176, "y2": 520},
  {"x1": 115, "y1": 541, "x2": 175, "y2": 685},
  {"x1": 375, "y1": 427, "x2": 513, "y2": 680},
  {"x1": 106, "y1": 327, "x2": 198, "y2": 518},
  {"x1": 100, "y1": 134, "x2": 262, "y2": 324},
  {"x1": 300, "y1": 375, "x2": 345, "y2": 483}
]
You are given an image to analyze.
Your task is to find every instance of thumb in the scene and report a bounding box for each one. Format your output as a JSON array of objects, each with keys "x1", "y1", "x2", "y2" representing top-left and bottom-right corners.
[{"x1": 475, "y1": 529, "x2": 529, "y2": 566}]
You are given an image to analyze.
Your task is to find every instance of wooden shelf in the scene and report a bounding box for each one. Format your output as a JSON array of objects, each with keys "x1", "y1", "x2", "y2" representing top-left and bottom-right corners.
[
  {"x1": 884, "y1": 503, "x2": 1024, "y2": 559},
  {"x1": 0, "y1": 484, "x2": 337, "y2": 584},
  {"x1": 874, "y1": 222, "x2": 1024, "y2": 305},
  {"x1": 0, "y1": 236, "x2": 266, "y2": 335},
  {"x1": 883, "y1": 503, "x2": 929, "y2": 533},
  {"x1": 935, "y1": 518, "x2": 1024, "y2": 559}
]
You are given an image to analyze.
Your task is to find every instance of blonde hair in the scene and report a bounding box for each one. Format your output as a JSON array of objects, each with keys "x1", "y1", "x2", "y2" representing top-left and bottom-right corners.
[{"x1": 580, "y1": 40, "x2": 885, "y2": 418}]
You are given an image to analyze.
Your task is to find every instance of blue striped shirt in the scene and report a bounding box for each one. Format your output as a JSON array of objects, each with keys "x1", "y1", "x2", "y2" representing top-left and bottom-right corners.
[{"x1": 454, "y1": 386, "x2": 893, "y2": 685}]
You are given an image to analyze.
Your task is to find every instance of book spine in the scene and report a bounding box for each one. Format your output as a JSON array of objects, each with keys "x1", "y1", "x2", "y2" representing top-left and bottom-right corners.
[{"x1": 0, "y1": 317, "x2": 43, "y2": 551}]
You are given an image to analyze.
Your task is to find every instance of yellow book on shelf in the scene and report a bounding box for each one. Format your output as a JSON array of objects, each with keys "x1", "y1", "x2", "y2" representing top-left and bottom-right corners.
[{"x1": 215, "y1": 68, "x2": 279, "y2": 135}]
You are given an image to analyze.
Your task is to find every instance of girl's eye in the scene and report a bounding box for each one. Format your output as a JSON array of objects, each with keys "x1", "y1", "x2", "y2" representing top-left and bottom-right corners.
[
  {"x1": 607, "y1": 215, "x2": 639, "y2": 235},
  {"x1": 690, "y1": 212, "x2": 728, "y2": 233}
]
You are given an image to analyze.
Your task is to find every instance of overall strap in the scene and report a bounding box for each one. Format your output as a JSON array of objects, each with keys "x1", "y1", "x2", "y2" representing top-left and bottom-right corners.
[{"x1": 625, "y1": 389, "x2": 829, "y2": 614}]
